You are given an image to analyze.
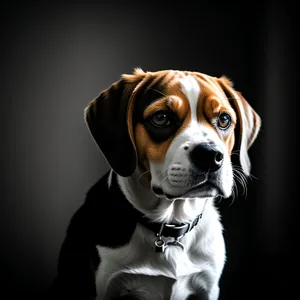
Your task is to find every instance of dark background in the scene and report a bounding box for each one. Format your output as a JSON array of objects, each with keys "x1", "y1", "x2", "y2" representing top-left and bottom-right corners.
[{"x1": 1, "y1": 1, "x2": 297, "y2": 299}]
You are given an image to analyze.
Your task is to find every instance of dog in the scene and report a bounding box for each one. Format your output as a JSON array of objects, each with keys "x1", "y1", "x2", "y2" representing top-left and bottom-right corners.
[{"x1": 52, "y1": 68, "x2": 261, "y2": 300}]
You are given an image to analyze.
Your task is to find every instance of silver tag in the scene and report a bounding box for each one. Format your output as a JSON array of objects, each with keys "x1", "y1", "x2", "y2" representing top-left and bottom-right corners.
[{"x1": 154, "y1": 238, "x2": 167, "y2": 252}]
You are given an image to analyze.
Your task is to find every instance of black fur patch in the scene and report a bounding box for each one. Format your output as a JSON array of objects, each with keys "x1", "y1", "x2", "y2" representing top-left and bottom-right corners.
[
  {"x1": 133, "y1": 77, "x2": 182, "y2": 143},
  {"x1": 51, "y1": 172, "x2": 140, "y2": 299}
]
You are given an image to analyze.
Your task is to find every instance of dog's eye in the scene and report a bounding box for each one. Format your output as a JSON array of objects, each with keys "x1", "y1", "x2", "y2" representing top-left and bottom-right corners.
[
  {"x1": 217, "y1": 112, "x2": 231, "y2": 130},
  {"x1": 149, "y1": 110, "x2": 171, "y2": 127}
]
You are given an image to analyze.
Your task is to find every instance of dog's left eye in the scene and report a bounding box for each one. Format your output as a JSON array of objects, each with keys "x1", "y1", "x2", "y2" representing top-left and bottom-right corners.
[
  {"x1": 149, "y1": 110, "x2": 171, "y2": 127},
  {"x1": 217, "y1": 112, "x2": 231, "y2": 130}
]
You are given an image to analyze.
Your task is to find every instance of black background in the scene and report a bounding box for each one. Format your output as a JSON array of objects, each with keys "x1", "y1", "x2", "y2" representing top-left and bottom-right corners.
[{"x1": 1, "y1": 1, "x2": 297, "y2": 299}]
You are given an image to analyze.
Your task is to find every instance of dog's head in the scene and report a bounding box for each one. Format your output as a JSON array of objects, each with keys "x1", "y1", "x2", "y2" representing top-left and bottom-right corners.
[{"x1": 85, "y1": 68, "x2": 260, "y2": 200}]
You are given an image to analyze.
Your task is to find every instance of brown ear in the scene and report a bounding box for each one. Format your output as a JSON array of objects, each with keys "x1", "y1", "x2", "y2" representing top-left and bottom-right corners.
[
  {"x1": 84, "y1": 68, "x2": 146, "y2": 177},
  {"x1": 218, "y1": 76, "x2": 261, "y2": 176}
]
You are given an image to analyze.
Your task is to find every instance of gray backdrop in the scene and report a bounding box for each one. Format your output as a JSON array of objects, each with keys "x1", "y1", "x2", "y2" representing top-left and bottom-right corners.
[{"x1": 1, "y1": 1, "x2": 297, "y2": 299}]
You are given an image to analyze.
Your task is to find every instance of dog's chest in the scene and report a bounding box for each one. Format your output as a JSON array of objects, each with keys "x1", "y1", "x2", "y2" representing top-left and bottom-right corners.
[{"x1": 96, "y1": 223, "x2": 220, "y2": 280}]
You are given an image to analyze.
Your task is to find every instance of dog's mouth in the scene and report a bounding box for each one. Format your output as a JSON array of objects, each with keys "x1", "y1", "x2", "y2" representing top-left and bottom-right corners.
[{"x1": 152, "y1": 182, "x2": 219, "y2": 200}]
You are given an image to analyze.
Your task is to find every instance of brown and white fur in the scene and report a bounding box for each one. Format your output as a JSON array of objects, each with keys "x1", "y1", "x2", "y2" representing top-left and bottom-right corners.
[{"x1": 53, "y1": 68, "x2": 261, "y2": 300}]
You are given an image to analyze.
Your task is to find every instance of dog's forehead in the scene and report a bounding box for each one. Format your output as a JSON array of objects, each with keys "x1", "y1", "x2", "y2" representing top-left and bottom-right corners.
[{"x1": 135, "y1": 70, "x2": 229, "y2": 112}]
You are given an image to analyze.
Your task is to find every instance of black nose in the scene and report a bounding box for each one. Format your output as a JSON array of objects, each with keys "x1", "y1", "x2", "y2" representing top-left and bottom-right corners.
[{"x1": 189, "y1": 143, "x2": 224, "y2": 172}]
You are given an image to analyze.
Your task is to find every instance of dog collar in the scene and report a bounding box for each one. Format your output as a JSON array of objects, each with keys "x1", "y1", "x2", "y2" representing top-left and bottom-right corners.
[
  {"x1": 138, "y1": 206, "x2": 206, "y2": 253},
  {"x1": 138, "y1": 214, "x2": 202, "y2": 238}
]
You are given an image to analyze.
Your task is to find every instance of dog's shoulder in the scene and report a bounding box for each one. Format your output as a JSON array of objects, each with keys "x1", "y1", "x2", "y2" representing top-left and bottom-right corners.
[{"x1": 67, "y1": 171, "x2": 139, "y2": 248}]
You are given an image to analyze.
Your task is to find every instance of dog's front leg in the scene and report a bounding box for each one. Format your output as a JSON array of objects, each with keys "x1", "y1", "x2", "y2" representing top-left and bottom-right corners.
[
  {"x1": 170, "y1": 275, "x2": 195, "y2": 300},
  {"x1": 171, "y1": 273, "x2": 219, "y2": 300}
]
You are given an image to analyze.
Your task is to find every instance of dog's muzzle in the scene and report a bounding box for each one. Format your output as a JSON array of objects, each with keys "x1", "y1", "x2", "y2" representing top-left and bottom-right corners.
[{"x1": 152, "y1": 143, "x2": 225, "y2": 200}]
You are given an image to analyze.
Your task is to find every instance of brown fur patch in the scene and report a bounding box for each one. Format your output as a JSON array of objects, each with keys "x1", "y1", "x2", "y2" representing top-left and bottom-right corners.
[{"x1": 135, "y1": 123, "x2": 173, "y2": 165}]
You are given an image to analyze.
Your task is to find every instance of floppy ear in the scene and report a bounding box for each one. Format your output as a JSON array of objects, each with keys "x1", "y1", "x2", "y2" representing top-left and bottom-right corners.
[
  {"x1": 84, "y1": 68, "x2": 146, "y2": 177},
  {"x1": 218, "y1": 76, "x2": 261, "y2": 176}
]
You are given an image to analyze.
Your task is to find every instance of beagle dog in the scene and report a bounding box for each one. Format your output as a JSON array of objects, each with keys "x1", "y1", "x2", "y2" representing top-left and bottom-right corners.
[{"x1": 52, "y1": 68, "x2": 261, "y2": 300}]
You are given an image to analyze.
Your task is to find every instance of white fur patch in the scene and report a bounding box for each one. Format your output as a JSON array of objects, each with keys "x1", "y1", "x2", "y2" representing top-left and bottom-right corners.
[{"x1": 179, "y1": 75, "x2": 200, "y2": 120}]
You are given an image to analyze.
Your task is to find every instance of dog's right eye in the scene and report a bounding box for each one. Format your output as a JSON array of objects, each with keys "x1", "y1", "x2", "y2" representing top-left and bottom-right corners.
[{"x1": 149, "y1": 110, "x2": 171, "y2": 127}]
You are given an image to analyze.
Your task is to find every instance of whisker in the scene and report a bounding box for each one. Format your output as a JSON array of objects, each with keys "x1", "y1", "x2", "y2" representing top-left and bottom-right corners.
[
  {"x1": 230, "y1": 181, "x2": 238, "y2": 206},
  {"x1": 156, "y1": 166, "x2": 170, "y2": 178},
  {"x1": 137, "y1": 166, "x2": 170, "y2": 184},
  {"x1": 234, "y1": 165, "x2": 258, "y2": 183},
  {"x1": 158, "y1": 175, "x2": 169, "y2": 188},
  {"x1": 137, "y1": 169, "x2": 151, "y2": 182},
  {"x1": 231, "y1": 150, "x2": 240, "y2": 154},
  {"x1": 232, "y1": 167, "x2": 248, "y2": 198},
  {"x1": 215, "y1": 196, "x2": 224, "y2": 206},
  {"x1": 233, "y1": 170, "x2": 247, "y2": 187},
  {"x1": 230, "y1": 151, "x2": 240, "y2": 156}
]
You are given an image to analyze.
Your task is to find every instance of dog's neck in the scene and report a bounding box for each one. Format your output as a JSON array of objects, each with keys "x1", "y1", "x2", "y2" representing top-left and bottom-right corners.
[{"x1": 115, "y1": 169, "x2": 215, "y2": 224}]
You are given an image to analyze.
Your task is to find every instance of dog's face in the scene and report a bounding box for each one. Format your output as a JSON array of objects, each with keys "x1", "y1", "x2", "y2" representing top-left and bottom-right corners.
[{"x1": 85, "y1": 68, "x2": 261, "y2": 200}]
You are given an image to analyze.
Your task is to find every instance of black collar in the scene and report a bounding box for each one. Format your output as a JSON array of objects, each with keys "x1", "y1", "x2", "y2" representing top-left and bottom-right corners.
[
  {"x1": 137, "y1": 213, "x2": 203, "y2": 239},
  {"x1": 137, "y1": 213, "x2": 204, "y2": 252}
]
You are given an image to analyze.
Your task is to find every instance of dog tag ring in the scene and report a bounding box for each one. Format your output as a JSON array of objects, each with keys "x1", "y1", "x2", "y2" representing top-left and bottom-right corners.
[
  {"x1": 155, "y1": 223, "x2": 168, "y2": 252},
  {"x1": 155, "y1": 237, "x2": 167, "y2": 252}
]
